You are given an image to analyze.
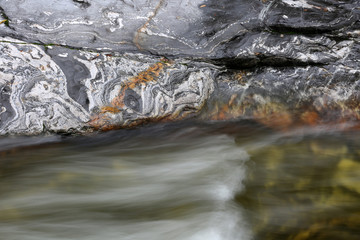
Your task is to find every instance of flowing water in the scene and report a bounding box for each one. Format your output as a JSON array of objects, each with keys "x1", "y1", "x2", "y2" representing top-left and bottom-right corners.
[{"x1": 0, "y1": 121, "x2": 359, "y2": 240}]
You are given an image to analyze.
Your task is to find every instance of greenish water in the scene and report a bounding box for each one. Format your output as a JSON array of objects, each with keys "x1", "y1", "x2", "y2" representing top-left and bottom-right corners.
[{"x1": 0, "y1": 121, "x2": 359, "y2": 240}]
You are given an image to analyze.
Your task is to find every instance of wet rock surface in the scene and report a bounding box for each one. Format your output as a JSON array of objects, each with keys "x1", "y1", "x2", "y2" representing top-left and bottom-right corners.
[{"x1": 0, "y1": 0, "x2": 359, "y2": 135}]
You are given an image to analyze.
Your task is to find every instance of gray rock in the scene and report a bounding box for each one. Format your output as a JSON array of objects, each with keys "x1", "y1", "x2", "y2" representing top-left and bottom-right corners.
[
  {"x1": 0, "y1": 0, "x2": 359, "y2": 135},
  {"x1": 0, "y1": 38, "x2": 217, "y2": 134}
]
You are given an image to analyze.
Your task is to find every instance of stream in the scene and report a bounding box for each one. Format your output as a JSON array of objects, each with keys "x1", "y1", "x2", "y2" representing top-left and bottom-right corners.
[{"x1": 0, "y1": 121, "x2": 359, "y2": 240}]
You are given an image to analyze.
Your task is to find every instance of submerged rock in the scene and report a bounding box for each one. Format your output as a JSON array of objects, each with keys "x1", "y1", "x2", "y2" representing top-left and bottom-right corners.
[
  {"x1": 0, "y1": 0, "x2": 359, "y2": 135},
  {"x1": 237, "y1": 136, "x2": 360, "y2": 240}
]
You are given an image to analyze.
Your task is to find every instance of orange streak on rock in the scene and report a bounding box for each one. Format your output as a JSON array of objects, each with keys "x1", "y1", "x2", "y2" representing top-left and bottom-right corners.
[
  {"x1": 110, "y1": 58, "x2": 171, "y2": 108},
  {"x1": 134, "y1": 0, "x2": 165, "y2": 50},
  {"x1": 88, "y1": 58, "x2": 173, "y2": 131},
  {"x1": 301, "y1": 111, "x2": 320, "y2": 126}
]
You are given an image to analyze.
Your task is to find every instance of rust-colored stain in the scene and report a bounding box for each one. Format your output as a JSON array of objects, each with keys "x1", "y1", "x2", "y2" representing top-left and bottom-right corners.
[
  {"x1": 234, "y1": 71, "x2": 248, "y2": 86},
  {"x1": 209, "y1": 94, "x2": 242, "y2": 121},
  {"x1": 301, "y1": 111, "x2": 320, "y2": 126},
  {"x1": 89, "y1": 65, "x2": 360, "y2": 132},
  {"x1": 89, "y1": 58, "x2": 173, "y2": 130},
  {"x1": 134, "y1": 0, "x2": 165, "y2": 50},
  {"x1": 211, "y1": 104, "x2": 230, "y2": 121},
  {"x1": 207, "y1": 94, "x2": 360, "y2": 131},
  {"x1": 205, "y1": 70, "x2": 360, "y2": 131},
  {"x1": 253, "y1": 102, "x2": 293, "y2": 130},
  {"x1": 100, "y1": 106, "x2": 121, "y2": 114}
]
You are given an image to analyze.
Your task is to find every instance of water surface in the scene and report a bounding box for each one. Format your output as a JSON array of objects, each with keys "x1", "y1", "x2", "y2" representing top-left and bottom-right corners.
[{"x1": 0, "y1": 121, "x2": 359, "y2": 239}]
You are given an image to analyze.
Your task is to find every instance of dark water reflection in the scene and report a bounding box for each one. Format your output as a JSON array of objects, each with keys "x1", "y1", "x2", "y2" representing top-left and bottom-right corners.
[{"x1": 0, "y1": 121, "x2": 359, "y2": 239}]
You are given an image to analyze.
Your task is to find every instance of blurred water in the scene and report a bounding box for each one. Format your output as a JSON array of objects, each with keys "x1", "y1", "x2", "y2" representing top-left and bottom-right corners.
[{"x1": 0, "y1": 121, "x2": 359, "y2": 240}]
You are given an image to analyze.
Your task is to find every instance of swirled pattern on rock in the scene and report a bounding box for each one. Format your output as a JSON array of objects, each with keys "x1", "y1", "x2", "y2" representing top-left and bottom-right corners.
[
  {"x1": 0, "y1": 0, "x2": 360, "y2": 135},
  {"x1": 0, "y1": 37, "x2": 217, "y2": 135},
  {"x1": 0, "y1": 38, "x2": 89, "y2": 135}
]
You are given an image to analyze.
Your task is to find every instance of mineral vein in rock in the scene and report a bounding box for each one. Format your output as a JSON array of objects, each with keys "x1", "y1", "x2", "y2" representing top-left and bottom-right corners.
[
  {"x1": 0, "y1": 0, "x2": 359, "y2": 135},
  {"x1": 0, "y1": 37, "x2": 217, "y2": 135}
]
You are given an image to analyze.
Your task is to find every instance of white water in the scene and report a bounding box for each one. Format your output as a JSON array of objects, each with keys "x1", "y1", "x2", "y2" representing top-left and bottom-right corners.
[
  {"x1": 0, "y1": 123, "x2": 252, "y2": 240},
  {"x1": 2, "y1": 122, "x2": 359, "y2": 240}
]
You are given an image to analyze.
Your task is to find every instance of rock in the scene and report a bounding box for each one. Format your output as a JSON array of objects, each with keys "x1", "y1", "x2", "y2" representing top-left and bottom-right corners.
[
  {"x1": 0, "y1": 38, "x2": 216, "y2": 135},
  {"x1": 203, "y1": 63, "x2": 360, "y2": 129},
  {"x1": 0, "y1": 0, "x2": 359, "y2": 135}
]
